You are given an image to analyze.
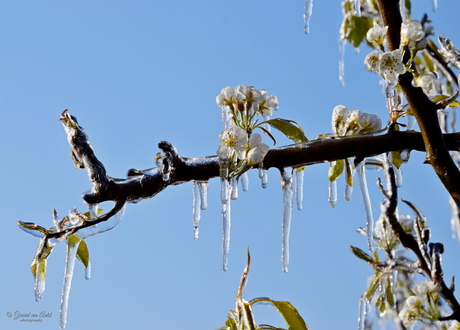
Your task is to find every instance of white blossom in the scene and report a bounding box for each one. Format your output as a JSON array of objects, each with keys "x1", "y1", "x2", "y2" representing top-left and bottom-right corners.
[
  {"x1": 401, "y1": 21, "x2": 424, "y2": 48},
  {"x1": 364, "y1": 50, "x2": 381, "y2": 72},
  {"x1": 216, "y1": 86, "x2": 236, "y2": 106},
  {"x1": 379, "y1": 49, "x2": 406, "y2": 85},
  {"x1": 366, "y1": 22, "x2": 388, "y2": 46},
  {"x1": 217, "y1": 126, "x2": 248, "y2": 160},
  {"x1": 415, "y1": 73, "x2": 436, "y2": 95}
]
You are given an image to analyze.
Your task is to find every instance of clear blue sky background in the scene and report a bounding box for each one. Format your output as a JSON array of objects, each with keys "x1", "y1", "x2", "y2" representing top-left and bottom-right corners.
[{"x1": 1, "y1": 1, "x2": 460, "y2": 329}]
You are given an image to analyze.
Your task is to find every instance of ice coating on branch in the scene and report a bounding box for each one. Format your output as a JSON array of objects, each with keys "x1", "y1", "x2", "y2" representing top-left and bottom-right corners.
[
  {"x1": 60, "y1": 236, "x2": 80, "y2": 330},
  {"x1": 356, "y1": 162, "x2": 374, "y2": 251},
  {"x1": 240, "y1": 172, "x2": 249, "y2": 192},
  {"x1": 259, "y1": 168, "x2": 269, "y2": 188},
  {"x1": 303, "y1": 0, "x2": 313, "y2": 34},
  {"x1": 192, "y1": 181, "x2": 201, "y2": 240},
  {"x1": 75, "y1": 204, "x2": 126, "y2": 239},
  {"x1": 339, "y1": 39, "x2": 346, "y2": 86},
  {"x1": 295, "y1": 168, "x2": 305, "y2": 211},
  {"x1": 198, "y1": 181, "x2": 208, "y2": 210},
  {"x1": 328, "y1": 180, "x2": 337, "y2": 207},
  {"x1": 281, "y1": 168, "x2": 294, "y2": 273},
  {"x1": 87, "y1": 203, "x2": 98, "y2": 219}
]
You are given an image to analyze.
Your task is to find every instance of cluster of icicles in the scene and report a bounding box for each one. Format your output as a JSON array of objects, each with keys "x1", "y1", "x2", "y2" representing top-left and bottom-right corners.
[{"x1": 192, "y1": 167, "x2": 305, "y2": 272}]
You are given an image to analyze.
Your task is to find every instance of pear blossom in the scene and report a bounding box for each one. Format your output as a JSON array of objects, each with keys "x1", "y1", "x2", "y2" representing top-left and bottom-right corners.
[
  {"x1": 216, "y1": 86, "x2": 236, "y2": 107},
  {"x1": 364, "y1": 50, "x2": 381, "y2": 72},
  {"x1": 357, "y1": 112, "x2": 382, "y2": 133},
  {"x1": 247, "y1": 133, "x2": 269, "y2": 165},
  {"x1": 258, "y1": 90, "x2": 279, "y2": 117},
  {"x1": 415, "y1": 73, "x2": 436, "y2": 95},
  {"x1": 379, "y1": 49, "x2": 406, "y2": 85},
  {"x1": 331, "y1": 105, "x2": 349, "y2": 135},
  {"x1": 366, "y1": 22, "x2": 388, "y2": 46},
  {"x1": 217, "y1": 126, "x2": 248, "y2": 160},
  {"x1": 400, "y1": 21, "x2": 424, "y2": 48}
]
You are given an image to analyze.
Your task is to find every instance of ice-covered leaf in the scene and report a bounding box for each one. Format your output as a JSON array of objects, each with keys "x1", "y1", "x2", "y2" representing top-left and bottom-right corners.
[
  {"x1": 265, "y1": 118, "x2": 308, "y2": 143},
  {"x1": 431, "y1": 92, "x2": 460, "y2": 109},
  {"x1": 76, "y1": 239, "x2": 90, "y2": 269},
  {"x1": 385, "y1": 277, "x2": 395, "y2": 307},
  {"x1": 350, "y1": 246, "x2": 375, "y2": 264},
  {"x1": 250, "y1": 297, "x2": 309, "y2": 330},
  {"x1": 365, "y1": 276, "x2": 379, "y2": 300},
  {"x1": 390, "y1": 151, "x2": 403, "y2": 169},
  {"x1": 328, "y1": 160, "x2": 344, "y2": 182},
  {"x1": 30, "y1": 237, "x2": 55, "y2": 301},
  {"x1": 341, "y1": 9, "x2": 373, "y2": 48}
]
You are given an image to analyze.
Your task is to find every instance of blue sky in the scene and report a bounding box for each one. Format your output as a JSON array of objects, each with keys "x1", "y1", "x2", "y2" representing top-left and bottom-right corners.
[{"x1": 1, "y1": 1, "x2": 460, "y2": 329}]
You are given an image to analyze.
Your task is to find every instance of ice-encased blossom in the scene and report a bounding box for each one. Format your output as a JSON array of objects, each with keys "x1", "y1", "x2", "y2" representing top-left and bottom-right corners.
[
  {"x1": 412, "y1": 280, "x2": 442, "y2": 296},
  {"x1": 366, "y1": 23, "x2": 388, "y2": 46},
  {"x1": 401, "y1": 21, "x2": 424, "y2": 48},
  {"x1": 415, "y1": 73, "x2": 436, "y2": 95},
  {"x1": 331, "y1": 104, "x2": 349, "y2": 135},
  {"x1": 217, "y1": 126, "x2": 248, "y2": 160},
  {"x1": 216, "y1": 86, "x2": 236, "y2": 106},
  {"x1": 379, "y1": 49, "x2": 406, "y2": 85},
  {"x1": 357, "y1": 112, "x2": 382, "y2": 133},
  {"x1": 364, "y1": 50, "x2": 381, "y2": 72},
  {"x1": 259, "y1": 90, "x2": 279, "y2": 117},
  {"x1": 246, "y1": 133, "x2": 269, "y2": 165}
]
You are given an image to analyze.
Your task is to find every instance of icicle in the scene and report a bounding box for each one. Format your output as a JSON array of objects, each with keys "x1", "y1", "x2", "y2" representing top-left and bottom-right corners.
[
  {"x1": 84, "y1": 263, "x2": 91, "y2": 281},
  {"x1": 449, "y1": 196, "x2": 460, "y2": 240},
  {"x1": 353, "y1": 0, "x2": 361, "y2": 16},
  {"x1": 295, "y1": 168, "x2": 305, "y2": 211},
  {"x1": 393, "y1": 165, "x2": 403, "y2": 187},
  {"x1": 344, "y1": 181, "x2": 353, "y2": 201},
  {"x1": 407, "y1": 115, "x2": 416, "y2": 130},
  {"x1": 328, "y1": 180, "x2": 337, "y2": 207},
  {"x1": 281, "y1": 168, "x2": 294, "y2": 273},
  {"x1": 231, "y1": 177, "x2": 239, "y2": 200},
  {"x1": 198, "y1": 181, "x2": 208, "y2": 210},
  {"x1": 221, "y1": 178, "x2": 229, "y2": 213},
  {"x1": 356, "y1": 162, "x2": 374, "y2": 251},
  {"x1": 87, "y1": 203, "x2": 98, "y2": 219},
  {"x1": 260, "y1": 168, "x2": 269, "y2": 188},
  {"x1": 400, "y1": 149, "x2": 411, "y2": 163},
  {"x1": 221, "y1": 106, "x2": 229, "y2": 129},
  {"x1": 240, "y1": 172, "x2": 249, "y2": 192},
  {"x1": 60, "y1": 236, "x2": 80, "y2": 330},
  {"x1": 192, "y1": 181, "x2": 201, "y2": 240},
  {"x1": 399, "y1": 0, "x2": 407, "y2": 21},
  {"x1": 222, "y1": 190, "x2": 232, "y2": 271},
  {"x1": 263, "y1": 115, "x2": 271, "y2": 132},
  {"x1": 432, "y1": 0, "x2": 438, "y2": 11},
  {"x1": 339, "y1": 39, "x2": 346, "y2": 86},
  {"x1": 303, "y1": 0, "x2": 313, "y2": 34},
  {"x1": 357, "y1": 294, "x2": 370, "y2": 330}
]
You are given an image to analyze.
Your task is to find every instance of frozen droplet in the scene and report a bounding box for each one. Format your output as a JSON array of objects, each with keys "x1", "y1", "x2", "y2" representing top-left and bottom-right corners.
[
  {"x1": 84, "y1": 263, "x2": 91, "y2": 280},
  {"x1": 231, "y1": 177, "x2": 239, "y2": 200},
  {"x1": 295, "y1": 168, "x2": 305, "y2": 211},
  {"x1": 303, "y1": 0, "x2": 313, "y2": 34},
  {"x1": 393, "y1": 165, "x2": 403, "y2": 187},
  {"x1": 198, "y1": 181, "x2": 208, "y2": 210},
  {"x1": 328, "y1": 180, "x2": 337, "y2": 208},
  {"x1": 222, "y1": 195, "x2": 232, "y2": 271},
  {"x1": 240, "y1": 172, "x2": 249, "y2": 192},
  {"x1": 400, "y1": 149, "x2": 411, "y2": 162},
  {"x1": 356, "y1": 162, "x2": 374, "y2": 251},
  {"x1": 339, "y1": 39, "x2": 346, "y2": 86},
  {"x1": 259, "y1": 168, "x2": 269, "y2": 188},
  {"x1": 353, "y1": 0, "x2": 361, "y2": 16},
  {"x1": 192, "y1": 181, "x2": 201, "y2": 240},
  {"x1": 281, "y1": 168, "x2": 294, "y2": 273},
  {"x1": 60, "y1": 236, "x2": 80, "y2": 330}
]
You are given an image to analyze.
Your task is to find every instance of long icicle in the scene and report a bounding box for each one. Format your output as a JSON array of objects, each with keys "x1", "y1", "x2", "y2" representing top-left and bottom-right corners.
[
  {"x1": 281, "y1": 168, "x2": 294, "y2": 273},
  {"x1": 192, "y1": 181, "x2": 201, "y2": 240},
  {"x1": 328, "y1": 179, "x2": 337, "y2": 207},
  {"x1": 60, "y1": 236, "x2": 80, "y2": 330},
  {"x1": 222, "y1": 178, "x2": 232, "y2": 271},
  {"x1": 303, "y1": 0, "x2": 313, "y2": 34},
  {"x1": 356, "y1": 161, "x2": 374, "y2": 251},
  {"x1": 198, "y1": 181, "x2": 208, "y2": 210}
]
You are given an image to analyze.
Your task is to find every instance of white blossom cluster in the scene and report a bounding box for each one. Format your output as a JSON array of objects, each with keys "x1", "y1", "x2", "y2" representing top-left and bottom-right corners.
[
  {"x1": 364, "y1": 21, "x2": 433, "y2": 90},
  {"x1": 216, "y1": 85, "x2": 278, "y2": 175},
  {"x1": 331, "y1": 104, "x2": 382, "y2": 136}
]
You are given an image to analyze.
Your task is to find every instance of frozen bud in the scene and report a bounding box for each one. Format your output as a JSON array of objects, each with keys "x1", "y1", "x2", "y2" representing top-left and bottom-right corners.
[
  {"x1": 357, "y1": 113, "x2": 382, "y2": 133},
  {"x1": 400, "y1": 21, "x2": 424, "y2": 48},
  {"x1": 364, "y1": 50, "x2": 381, "y2": 72},
  {"x1": 415, "y1": 73, "x2": 436, "y2": 96},
  {"x1": 216, "y1": 86, "x2": 235, "y2": 106},
  {"x1": 259, "y1": 91, "x2": 278, "y2": 117},
  {"x1": 366, "y1": 22, "x2": 388, "y2": 46},
  {"x1": 379, "y1": 49, "x2": 406, "y2": 85}
]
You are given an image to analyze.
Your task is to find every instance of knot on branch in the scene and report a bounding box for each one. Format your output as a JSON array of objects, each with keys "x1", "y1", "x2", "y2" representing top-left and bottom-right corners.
[{"x1": 157, "y1": 141, "x2": 182, "y2": 182}]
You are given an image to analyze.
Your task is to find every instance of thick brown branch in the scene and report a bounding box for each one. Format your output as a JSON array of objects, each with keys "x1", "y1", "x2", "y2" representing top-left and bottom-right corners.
[{"x1": 377, "y1": 0, "x2": 460, "y2": 208}]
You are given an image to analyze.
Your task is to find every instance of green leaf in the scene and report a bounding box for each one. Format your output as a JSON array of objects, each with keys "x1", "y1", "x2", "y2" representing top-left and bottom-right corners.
[
  {"x1": 432, "y1": 92, "x2": 460, "y2": 109},
  {"x1": 342, "y1": 15, "x2": 373, "y2": 48},
  {"x1": 328, "y1": 160, "x2": 344, "y2": 182},
  {"x1": 385, "y1": 277, "x2": 395, "y2": 307},
  {"x1": 265, "y1": 118, "x2": 308, "y2": 143},
  {"x1": 350, "y1": 246, "x2": 375, "y2": 264},
  {"x1": 76, "y1": 239, "x2": 90, "y2": 269},
  {"x1": 365, "y1": 276, "x2": 379, "y2": 300},
  {"x1": 250, "y1": 298, "x2": 309, "y2": 330}
]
